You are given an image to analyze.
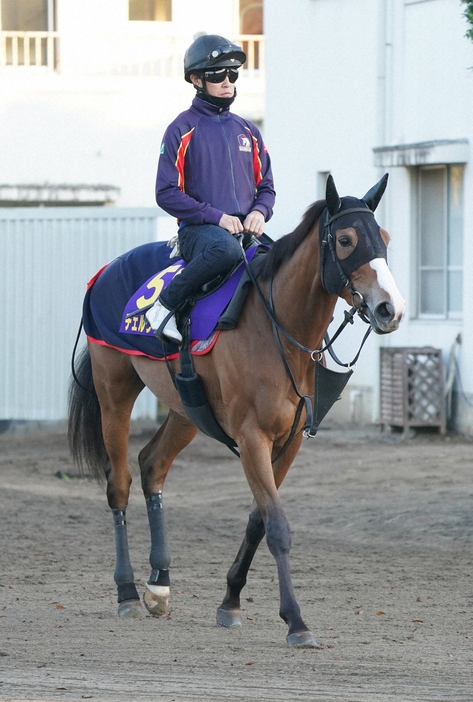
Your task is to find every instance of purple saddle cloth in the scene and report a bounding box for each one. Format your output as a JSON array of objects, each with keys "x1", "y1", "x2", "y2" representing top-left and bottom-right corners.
[{"x1": 83, "y1": 241, "x2": 260, "y2": 360}]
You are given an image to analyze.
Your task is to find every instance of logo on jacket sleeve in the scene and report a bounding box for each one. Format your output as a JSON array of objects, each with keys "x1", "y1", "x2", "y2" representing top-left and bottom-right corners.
[{"x1": 238, "y1": 134, "x2": 252, "y2": 152}]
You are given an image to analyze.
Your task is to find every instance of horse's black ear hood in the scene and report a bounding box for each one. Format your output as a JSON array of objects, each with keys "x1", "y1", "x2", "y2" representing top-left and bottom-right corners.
[
  {"x1": 362, "y1": 173, "x2": 389, "y2": 212},
  {"x1": 326, "y1": 173, "x2": 389, "y2": 214},
  {"x1": 325, "y1": 175, "x2": 341, "y2": 216}
]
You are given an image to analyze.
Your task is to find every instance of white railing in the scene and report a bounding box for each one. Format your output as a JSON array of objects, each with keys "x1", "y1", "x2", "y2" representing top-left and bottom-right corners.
[
  {"x1": 0, "y1": 31, "x2": 264, "y2": 78},
  {"x1": 62, "y1": 34, "x2": 264, "y2": 79},
  {"x1": 238, "y1": 35, "x2": 265, "y2": 76},
  {"x1": 0, "y1": 31, "x2": 59, "y2": 70}
]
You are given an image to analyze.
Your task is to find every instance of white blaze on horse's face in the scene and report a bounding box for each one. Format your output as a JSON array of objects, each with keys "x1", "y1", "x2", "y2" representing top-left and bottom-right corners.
[
  {"x1": 366, "y1": 258, "x2": 406, "y2": 333},
  {"x1": 342, "y1": 226, "x2": 406, "y2": 334}
]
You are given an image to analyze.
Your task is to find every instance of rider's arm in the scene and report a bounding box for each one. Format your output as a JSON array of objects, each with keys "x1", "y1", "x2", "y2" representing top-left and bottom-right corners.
[{"x1": 155, "y1": 124, "x2": 223, "y2": 226}]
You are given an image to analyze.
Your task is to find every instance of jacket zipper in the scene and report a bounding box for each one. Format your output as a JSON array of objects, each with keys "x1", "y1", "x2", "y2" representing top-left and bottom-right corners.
[{"x1": 219, "y1": 115, "x2": 241, "y2": 215}]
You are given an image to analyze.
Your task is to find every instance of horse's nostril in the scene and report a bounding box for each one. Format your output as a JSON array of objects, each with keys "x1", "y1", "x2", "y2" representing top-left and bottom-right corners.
[{"x1": 375, "y1": 302, "x2": 395, "y2": 321}]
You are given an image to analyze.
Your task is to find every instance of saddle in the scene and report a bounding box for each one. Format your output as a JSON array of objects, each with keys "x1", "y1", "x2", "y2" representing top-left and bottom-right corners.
[
  {"x1": 170, "y1": 239, "x2": 270, "y2": 458},
  {"x1": 83, "y1": 237, "x2": 270, "y2": 362}
]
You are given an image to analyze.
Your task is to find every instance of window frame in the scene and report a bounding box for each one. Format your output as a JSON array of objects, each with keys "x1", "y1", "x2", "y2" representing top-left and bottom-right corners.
[{"x1": 415, "y1": 164, "x2": 464, "y2": 321}]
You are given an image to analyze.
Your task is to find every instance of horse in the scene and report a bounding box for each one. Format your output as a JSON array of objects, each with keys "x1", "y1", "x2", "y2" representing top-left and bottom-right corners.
[{"x1": 68, "y1": 174, "x2": 405, "y2": 648}]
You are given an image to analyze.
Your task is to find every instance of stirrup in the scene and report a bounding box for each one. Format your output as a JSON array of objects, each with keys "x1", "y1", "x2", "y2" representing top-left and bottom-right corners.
[{"x1": 146, "y1": 302, "x2": 182, "y2": 343}]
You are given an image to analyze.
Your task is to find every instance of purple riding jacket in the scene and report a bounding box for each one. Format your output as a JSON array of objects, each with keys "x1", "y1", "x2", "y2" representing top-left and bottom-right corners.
[{"x1": 155, "y1": 96, "x2": 276, "y2": 227}]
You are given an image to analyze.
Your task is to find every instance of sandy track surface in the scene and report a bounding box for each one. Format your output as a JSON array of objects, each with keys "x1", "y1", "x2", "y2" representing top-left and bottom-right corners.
[{"x1": 1, "y1": 424, "x2": 472, "y2": 701}]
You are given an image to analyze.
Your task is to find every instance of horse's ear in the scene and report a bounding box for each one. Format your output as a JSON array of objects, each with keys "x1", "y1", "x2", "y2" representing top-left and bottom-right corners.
[
  {"x1": 362, "y1": 173, "x2": 389, "y2": 212},
  {"x1": 326, "y1": 174, "x2": 341, "y2": 216}
]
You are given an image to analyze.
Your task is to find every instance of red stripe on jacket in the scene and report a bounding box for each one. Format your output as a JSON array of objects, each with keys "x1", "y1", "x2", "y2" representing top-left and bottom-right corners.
[{"x1": 175, "y1": 128, "x2": 195, "y2": 192}]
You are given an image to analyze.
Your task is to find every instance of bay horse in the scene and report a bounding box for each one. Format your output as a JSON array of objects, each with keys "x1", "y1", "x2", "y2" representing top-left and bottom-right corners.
[{"x1": 68, "y1": 175, "x2": 405, "y2": 647}]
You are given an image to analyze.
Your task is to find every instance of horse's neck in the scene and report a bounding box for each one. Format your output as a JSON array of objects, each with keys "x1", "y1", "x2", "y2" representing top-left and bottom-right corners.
[{"x1": 271, "y1": 231, "x2": 337, "y2": 352}]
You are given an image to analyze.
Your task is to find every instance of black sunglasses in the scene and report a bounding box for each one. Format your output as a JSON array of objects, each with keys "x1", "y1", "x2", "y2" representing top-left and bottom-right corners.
[{"x1": 204, "y1": 68, "x2": 239, "y2": 84}]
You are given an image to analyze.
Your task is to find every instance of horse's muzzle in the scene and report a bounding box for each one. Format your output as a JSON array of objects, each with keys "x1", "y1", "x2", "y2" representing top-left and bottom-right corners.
[
  {"x1": 358, "y1": 258, "x2": 406, "y2": 334},
  {"x1": 369, "y1": 300, "x2": 405, "y2": 334}
]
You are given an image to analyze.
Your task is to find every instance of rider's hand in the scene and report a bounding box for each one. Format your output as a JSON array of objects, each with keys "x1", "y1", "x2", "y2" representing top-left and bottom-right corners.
[
  {"x1": 219, "y1": 214, "x2": 245, "y2": 235},
  {"x1": 242, "y1": 210, "x2": 265, "y2": 237}
]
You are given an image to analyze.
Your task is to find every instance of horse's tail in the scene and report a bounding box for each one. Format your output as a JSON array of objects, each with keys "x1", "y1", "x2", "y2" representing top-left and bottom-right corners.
[{"x1": 67, "y1": 345, "x2": 108, "y2": 481}]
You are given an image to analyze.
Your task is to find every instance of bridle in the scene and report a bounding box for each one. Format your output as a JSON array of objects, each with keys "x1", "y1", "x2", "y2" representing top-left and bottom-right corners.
[
  {"x1": 320, "y1": 206, "x2": 379, "y2": 305},
  {"x1": 320, "y1": 207, "x2": 384, "y2": 309},
  {"x1": 242, "y1": 204, "x2": 384, "y2": 460},
  {"x1": 245, "y1": 204, "x2": 379, "y2": 364}
]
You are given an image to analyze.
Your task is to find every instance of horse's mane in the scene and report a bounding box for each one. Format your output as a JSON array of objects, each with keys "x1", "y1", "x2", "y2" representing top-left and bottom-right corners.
[{"x1": 258, "y1": 199, "x2": 326, "y2": 281}]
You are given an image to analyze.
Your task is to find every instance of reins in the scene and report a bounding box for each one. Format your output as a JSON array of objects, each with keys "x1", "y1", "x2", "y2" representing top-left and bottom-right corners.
[
  {"x1": 242, "y1": 208, "x2": 375, "y2": 364},
  {"x1": 241, "y1": 246, "x2": 371, "y2": 368},
  {"x1": 240, "y1": 211, "x2": 375, "y2": 461}
]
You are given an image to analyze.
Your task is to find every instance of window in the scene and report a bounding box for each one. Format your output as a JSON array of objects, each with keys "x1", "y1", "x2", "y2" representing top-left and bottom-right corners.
[
  {"x1": 1, "y1": 0, "x2": 49, "y2": 31},
  {"x1": 239, "y1": 0, "x2": 263, "y2": 71},
  {"x1": 240, "y1": 0, "x2": 263, "y2": 34},
  {"x1": 0, "y1": 0, "x2": 56, "y2": 68},
  {"x1": 129, "y1": 0, "x2": 172, "y2": 22},
  {"x1": 416, "y1": 165, "x2": 464, "y2": 319}
]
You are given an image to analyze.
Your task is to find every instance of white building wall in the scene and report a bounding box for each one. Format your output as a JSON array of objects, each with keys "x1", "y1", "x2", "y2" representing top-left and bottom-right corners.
[
  {"x1": 264, "y1": 0, "x2": 380, "y2": 238},
  {"x1": 265, "y1": 0, "x2": 473, "y2": 430},
  {"x1": 0, "y1": 73, "x2": 190, "y2": 207},
  {"x1": 382, "y1": 0, "x2": 473, "y2": 432}
]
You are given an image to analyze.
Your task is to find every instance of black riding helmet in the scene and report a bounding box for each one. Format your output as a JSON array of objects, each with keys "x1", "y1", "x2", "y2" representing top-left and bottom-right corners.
[{"x1": 184, "y1": 33, "x2": 246, "y2": 82}]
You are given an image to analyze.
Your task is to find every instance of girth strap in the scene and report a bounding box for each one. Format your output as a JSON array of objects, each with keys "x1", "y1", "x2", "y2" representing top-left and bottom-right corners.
[{"x1": 172, "y1": 318, "x2": 240, "y2": 457}]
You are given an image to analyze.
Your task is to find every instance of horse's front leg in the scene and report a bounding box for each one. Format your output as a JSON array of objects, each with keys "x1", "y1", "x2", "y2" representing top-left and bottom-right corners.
[
  {"x1": 238, "y1": 433, "x2": 317, "y2": 647},
  {"x1": 265, "y1": 503, "x2": 316, "y2": 646}
]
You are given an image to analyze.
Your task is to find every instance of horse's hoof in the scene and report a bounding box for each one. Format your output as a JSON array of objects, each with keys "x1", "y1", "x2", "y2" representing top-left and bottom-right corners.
[
  {"x1": 216, "y1": 606, "x2": 242, "y2": 628},
  {"x1": 143, "y1": 583, "x2": 170, "y2": 617},
  {"x1": 286, "y1": 630, "x2": 318, "y2": 648},
  {"x1": 118, "y1": 599, "x2": 145, "y2": 618}
]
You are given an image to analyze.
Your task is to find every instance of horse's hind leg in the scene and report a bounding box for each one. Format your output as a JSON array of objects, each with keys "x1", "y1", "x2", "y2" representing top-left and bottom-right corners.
[
  {"x1": 217, "y1": 505, "x2": 265, "y2": 628},
  {"x1": 138, "y1": 410, "x2": 198, "y2": 617},
  {"x1": 91, "y1": 345, "x2": 145, "y2": 618}
]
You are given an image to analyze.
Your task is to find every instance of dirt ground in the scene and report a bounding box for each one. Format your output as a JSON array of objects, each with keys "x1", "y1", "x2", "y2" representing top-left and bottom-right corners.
[{"x1": 0, "y1": 421, "x2": 472, "y2": 702}]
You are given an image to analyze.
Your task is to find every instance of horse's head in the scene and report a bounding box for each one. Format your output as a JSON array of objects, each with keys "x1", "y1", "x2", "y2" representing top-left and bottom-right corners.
[{"x1": 320, "y1": 174, "x2": 405, "y2": 334}]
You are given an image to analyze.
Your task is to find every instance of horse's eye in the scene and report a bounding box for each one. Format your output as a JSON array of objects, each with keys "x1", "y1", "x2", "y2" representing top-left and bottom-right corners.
[{"x1": 338, "y1": 236, "x2": 352, "y2": 248}]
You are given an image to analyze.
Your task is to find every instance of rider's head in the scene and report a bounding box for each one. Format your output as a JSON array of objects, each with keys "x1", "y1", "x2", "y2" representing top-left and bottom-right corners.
[{"x1": 184, "y1": 33, "x2": 246, "y2": 108}]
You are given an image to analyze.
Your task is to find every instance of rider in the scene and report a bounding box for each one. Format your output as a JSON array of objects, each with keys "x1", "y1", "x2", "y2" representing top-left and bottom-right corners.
[{"x1": 146, "y1": 33, "x2": 276, "y2": 343}]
